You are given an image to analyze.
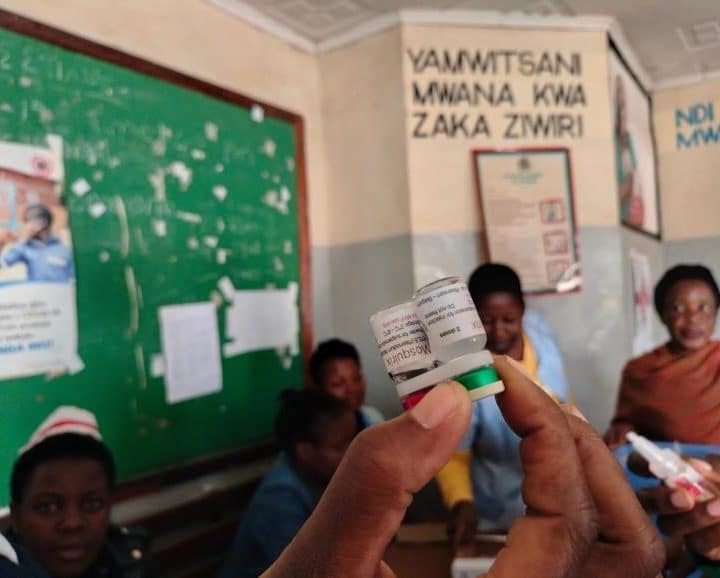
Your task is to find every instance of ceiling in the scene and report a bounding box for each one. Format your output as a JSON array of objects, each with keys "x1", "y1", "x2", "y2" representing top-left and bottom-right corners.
[{"x1": 214, "y1": 0, "x2": 720, "y2": 84}]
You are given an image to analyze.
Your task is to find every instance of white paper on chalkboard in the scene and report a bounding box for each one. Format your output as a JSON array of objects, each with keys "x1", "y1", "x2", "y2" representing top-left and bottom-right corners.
[
  {"x1": 223, "y1": 283, "x2": 299, "y2": 358},
  {"x1": 159, "y1": 302, "x2": 222, "y2": 404}
]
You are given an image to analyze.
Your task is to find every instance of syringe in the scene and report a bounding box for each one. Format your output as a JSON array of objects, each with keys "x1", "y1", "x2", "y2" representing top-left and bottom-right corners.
[{"x1": 626, "y1": 432, "x2": 720, "y2": 500}]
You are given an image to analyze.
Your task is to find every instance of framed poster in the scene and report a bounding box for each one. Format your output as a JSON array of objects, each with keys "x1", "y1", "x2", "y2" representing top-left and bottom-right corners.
[
  {"x1": 609, "y1": 43, "x2": 662, "y2": 238},
  {"x1": 473, "y1": 147, "x2": 581, "y2": 294},
  {"x1": 629, "y1": 249, "x2": 654, "y2": 355}
]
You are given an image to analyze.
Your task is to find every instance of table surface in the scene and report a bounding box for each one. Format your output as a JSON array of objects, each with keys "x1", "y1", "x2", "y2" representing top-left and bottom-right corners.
[{"x1": 385, "y1": 527, "x2": 504, "y2": 578}]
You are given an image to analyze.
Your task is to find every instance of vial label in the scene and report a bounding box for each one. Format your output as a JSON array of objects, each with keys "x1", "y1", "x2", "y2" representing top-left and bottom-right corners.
[
  {"x1": 371, "y1": 304, "x2": 434, "y2": 377},
  {"x1": 415, "y1": 282, "x2": 484, "y2": 346}
]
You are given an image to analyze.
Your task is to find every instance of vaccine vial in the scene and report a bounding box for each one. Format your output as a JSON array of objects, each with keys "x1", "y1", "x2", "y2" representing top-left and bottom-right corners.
[
  {"x1": 370, "y1": 282, "x2": 503, "y2": 410},
  {"x1": 370, "y1": 301, "x2": 436, "y2": 383},
  {"x1": 413, "y1": 276, "x2": 486, "y2": 363}
]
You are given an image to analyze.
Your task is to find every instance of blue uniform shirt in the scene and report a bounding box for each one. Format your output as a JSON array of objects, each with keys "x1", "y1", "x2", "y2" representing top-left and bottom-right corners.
[
  {"x1": 359, "y1": 405, "x2": 383, "y2": 429},
  {"x1": 462, "y1": 309, "x2": 569, "y2": 530},
  {"x1": 0, "y1": 533, "x2": 48, "y2": 578},
  {"x1": 218, "y1": 455, "x2": 322, "y2": 578},
  {"x1": 1, "y1": 235, "x2": 75, "y2": 283}
]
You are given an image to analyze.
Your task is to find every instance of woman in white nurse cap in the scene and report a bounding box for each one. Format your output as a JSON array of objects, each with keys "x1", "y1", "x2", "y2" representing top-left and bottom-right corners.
[{"x1": 4, "y1": 406, "x2": 148, "y2": 578}]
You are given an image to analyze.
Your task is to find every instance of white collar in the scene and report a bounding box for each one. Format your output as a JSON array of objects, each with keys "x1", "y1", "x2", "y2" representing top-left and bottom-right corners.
[{"x1": 0, "y1": 533, "x2": 18, "y2": 564}]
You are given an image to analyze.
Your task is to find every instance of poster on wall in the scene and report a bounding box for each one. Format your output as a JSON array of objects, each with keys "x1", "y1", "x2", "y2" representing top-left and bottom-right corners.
[
  {"x1": 0, "y1": 135, "x2": 83, "y2": 380},
  {"x1": 473, "y1": 148, "x2": 581, "y2": 294},
  {"x1": 629, "y1": 249, "x2": 654, "y2": 355},
  {"x1": 609, "y1": 46, "x2": 661, "y2": 238}
]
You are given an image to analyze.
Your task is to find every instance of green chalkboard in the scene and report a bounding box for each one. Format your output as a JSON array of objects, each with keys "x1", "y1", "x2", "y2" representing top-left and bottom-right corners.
[{"x1": 0, "y1": 11, "x2": 310, "y2": 505}]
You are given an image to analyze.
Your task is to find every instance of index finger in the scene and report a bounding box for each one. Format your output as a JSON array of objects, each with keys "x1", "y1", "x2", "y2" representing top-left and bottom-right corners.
[
  {"x1": 563, "y1": 412, "x2": 665, "y2": 577},
  {"x1": 485, "y1": 356, "x2": 597, "y2": 578},
  {"x1": 264, "y1": 381, "x2": 472, "y2": 578}
]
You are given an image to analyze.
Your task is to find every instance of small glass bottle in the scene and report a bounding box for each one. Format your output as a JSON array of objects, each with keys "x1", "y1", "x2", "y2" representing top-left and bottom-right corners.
[
  {"x1": 413, "y1": 276, "x2": 501, "y2": 401},
  {"x1": 370, "y1": 301, "x2": 436, "y2": 383},
  {"x1": 413, "y1": 276, "x2": 486, "y2": 363}
]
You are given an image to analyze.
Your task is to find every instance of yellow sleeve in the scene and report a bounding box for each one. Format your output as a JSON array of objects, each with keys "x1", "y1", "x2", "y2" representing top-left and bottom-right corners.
[{"x1": 435, "y1": 449, "x2": 473, "y2": 508}]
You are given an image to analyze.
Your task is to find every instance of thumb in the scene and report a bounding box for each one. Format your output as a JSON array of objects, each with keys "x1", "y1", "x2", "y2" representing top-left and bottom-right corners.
[{"x1": 264, "y1": 381, "x2": 472, "y2": 578}]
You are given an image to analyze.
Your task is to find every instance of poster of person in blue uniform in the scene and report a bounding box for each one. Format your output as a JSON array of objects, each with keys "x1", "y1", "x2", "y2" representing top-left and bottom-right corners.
[
  {"x1": 0, "y1": 136, "x2": 83, "y2": 379},
  {"x1": 610, "y1": 47, "x2": 661, "y2": 238}
]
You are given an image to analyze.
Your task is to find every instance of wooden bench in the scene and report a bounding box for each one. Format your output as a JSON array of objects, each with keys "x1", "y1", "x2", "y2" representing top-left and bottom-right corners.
[{"x1": 115, "y1": 442, "x2": 277, "y2": 577}]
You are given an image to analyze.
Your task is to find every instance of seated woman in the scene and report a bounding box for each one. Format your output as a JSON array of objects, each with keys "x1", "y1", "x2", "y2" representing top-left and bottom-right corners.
[
  {"x1": 5, "y1": 406, "x2": 148, "y2": 578},
  {"x1": 219, "y1": 390, "x2": 358, "y2": 578},
  {"x1": 308, "y1": 338, "x2": 384, "y2": 428},
  {"x1": 437, "y1": 263, "x2": 569, "y2": 538},
  {"x1": 606, "y1": 264, "x2": 720, "y2": 448}
]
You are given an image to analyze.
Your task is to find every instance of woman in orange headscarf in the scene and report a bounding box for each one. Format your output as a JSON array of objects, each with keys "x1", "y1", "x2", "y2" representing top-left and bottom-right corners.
[{"x1": 606, "y1": 264, "x2": 720, "y2": 448}]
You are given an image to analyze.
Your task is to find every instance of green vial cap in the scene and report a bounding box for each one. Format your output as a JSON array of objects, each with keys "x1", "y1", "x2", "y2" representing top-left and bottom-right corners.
[{"x1": 456, "y1": 364, "x2": 501, "y2": 392}]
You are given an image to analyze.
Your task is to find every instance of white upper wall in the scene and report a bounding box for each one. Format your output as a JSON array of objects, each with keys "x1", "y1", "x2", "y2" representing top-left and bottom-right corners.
[
  {"x1": 319, "y1": 27, "x2": 411, "y2": 244},
  {"x1": 402, "y1": 26, "x2": 615, "y2": 236},
  {"x1": 654, "y1": 77, "x2": 720, "y2": 241}
]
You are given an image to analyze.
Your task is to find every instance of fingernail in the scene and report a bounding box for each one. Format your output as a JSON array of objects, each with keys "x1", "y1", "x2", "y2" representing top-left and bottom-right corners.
[
  {"x1": 707, "y1": 499, "x2": 720, "y2": 517},
  {"x1": 504, "y1": 355, "x2": 547, "y2": 389},
  {"x1": 505, "y1": 356, "x2": 563, "y2": 403},
  {"x1": 690, "y1": 459, "x2": 714, "y2": 474},
  {"x1": 562, "y1": 403, "x2": 589, "y2": 423},
  {"x1": 505, "y1": 356, "x2": 536, "y2": 381},
  {"x1": 410, "y1": 382, "x2": 461, "y2": 430},
  {"x1": 671, "y1": 491, "x2": 694, "y2": 510}
]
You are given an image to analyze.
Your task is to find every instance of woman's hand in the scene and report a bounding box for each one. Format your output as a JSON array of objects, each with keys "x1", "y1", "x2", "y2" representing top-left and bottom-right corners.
[
  {"x1": 263, "y1": 357, "x2": 664, "y2": 578},
  {"x1": 635, "y1": 455, "x2": 720, "y2": 576},
  {"x1": 604, "y1": 421, "x2": 634, "y2": 450}
]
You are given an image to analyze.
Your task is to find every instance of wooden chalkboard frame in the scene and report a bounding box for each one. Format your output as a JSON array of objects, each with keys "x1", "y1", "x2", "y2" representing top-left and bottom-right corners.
[{"x1": 0, "y1": 9, "x2": 312, "y2": 487}]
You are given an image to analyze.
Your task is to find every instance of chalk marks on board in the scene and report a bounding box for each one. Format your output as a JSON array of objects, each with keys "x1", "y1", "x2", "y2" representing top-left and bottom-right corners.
[
  {"x1": 204, "y1": 121, "x2": 219, "y2": 142},
  {"x1": 176, "y1": 210, "x2": 203, "y2": 224},
  {"x1": 150, "y1": 353, "x2": 164, "y2": 378},
  {"x1": 151, "y1": 124, "x2": 172, "y2": 156},
  {"x1": 212, "y1": 184, "x2": 228, "y2": 201},
  {"x1": 250, "y1": 105, "x2": 265, "y2": 123},
  {"x1": 261, "y1": 139, "x2": 277, "y2": 158},
  {"x1": 71, "y1": 177, "x2": 91, "y2": 197},
  {"x1": 203, "y1": 236, "x2": 219, "y2": 249},
  {"x1": 148, "y1": 168, "x2": 166, "y2": 202},
  {"x1": 124, "y1": 265, "x2": 140, "y2": 335},
  {"x1": 88, "y1": 201, "x2": 107, "y2": 219},
  {"x1": 133, "y1": 228, "x2": 149, "y2": 256},
  {"x1": 263, "y1": 186, "x2": 291, "y2": 215},
  {"x1": 168, "y1": 161, "x2": 192, "y2": 190},
  {"x1": 31, "y1": 100, "x2": 53, "y2": 123},
  {"x1": 134, "y1": 343, "x2": 147, "y2": 391},
  {"x1": 152, "y1": 219, "x2": 167, "y2": 237},
  {"x1": 113, "y1": 197, "x2": 130, "y2": 258}
]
